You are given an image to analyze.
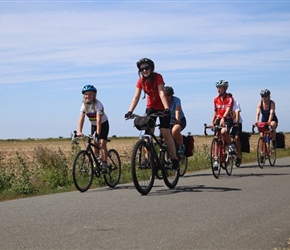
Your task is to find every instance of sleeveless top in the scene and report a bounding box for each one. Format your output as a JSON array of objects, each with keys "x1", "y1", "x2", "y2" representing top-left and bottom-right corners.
[{"x1": 261, "y1": 100, "x2": 278, "y2": 123}]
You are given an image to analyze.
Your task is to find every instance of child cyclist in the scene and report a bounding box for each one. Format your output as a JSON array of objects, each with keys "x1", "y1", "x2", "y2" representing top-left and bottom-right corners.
[
  {"x1": 210, "y1": 80, "x2": 236, "y2": 169},
  {"x1": 124, "y1": 58, "x2": 179, "y2": 170},
  {"x1": 164, "y1": 86, "x2": 187, "y2": 155},
  {"x1": 77, "y1": 85, "x2": 109, "y2": 174}
]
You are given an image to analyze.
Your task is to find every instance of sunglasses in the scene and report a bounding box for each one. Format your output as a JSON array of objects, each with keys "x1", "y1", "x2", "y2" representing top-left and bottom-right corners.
[
  {"x1": 139, "y1": 66, "x2": 150, "y2": 72},
  {"x1": 261, "y1": 95, "x2": 269, "y2": 97}
]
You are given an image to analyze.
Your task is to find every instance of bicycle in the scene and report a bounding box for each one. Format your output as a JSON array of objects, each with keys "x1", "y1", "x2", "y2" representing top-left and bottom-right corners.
[
  {"x1": 204, "y1": 123, "x2": 235, "y2": 178},
  {"x1": 126, "y1": 112, "x2": 180, "y2": 195},
  {"x1": 170, "y1": 121, "x2": 189, "y2": 177},
  {"x1": 71, "y1": 131, "x2": 121, "y2": 192},
  {"x1": 252, "y1": 122, "x2": 276, "y2": 168}
]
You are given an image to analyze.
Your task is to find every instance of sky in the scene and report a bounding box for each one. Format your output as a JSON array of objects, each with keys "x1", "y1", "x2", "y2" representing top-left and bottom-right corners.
[{"x1": 1, "y1": 0, "x2": 290, "y2": 139}]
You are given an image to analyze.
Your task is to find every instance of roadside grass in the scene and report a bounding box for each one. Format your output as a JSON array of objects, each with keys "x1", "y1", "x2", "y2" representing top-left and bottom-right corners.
[{"x1": 0, "y1": 140, "x2": 290, "y2": 202}]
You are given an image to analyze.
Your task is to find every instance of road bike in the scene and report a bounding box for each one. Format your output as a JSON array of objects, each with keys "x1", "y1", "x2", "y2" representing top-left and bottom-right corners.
[
  {"x1": 71, "y1": 131, "x2": 121, "y2": 192},
  {"x1": 204, "y1": 123, "x2": 235, "y2": 178},
  {"x1": 127, "y1": 112, "x2": 180, "y2": 195},
  {"x1": 252, "y1": 122, "x2": 276, "y2": 168}
]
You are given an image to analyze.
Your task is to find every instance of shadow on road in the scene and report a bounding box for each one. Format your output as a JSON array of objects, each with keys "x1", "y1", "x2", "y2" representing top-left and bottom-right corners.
[
  {"x1": 237, "y1": 164, "x2": 290, "y2": 169},
  {"x1": 148, "y1": 184, "x2": 241, "y2": 196}
]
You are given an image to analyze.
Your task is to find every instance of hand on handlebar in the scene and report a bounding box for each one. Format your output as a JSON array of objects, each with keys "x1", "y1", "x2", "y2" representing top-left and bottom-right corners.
[
  {"x1": 162, "y1": 108, "x2": 170, "y2": 116},
  {"x1": 124, "y1": 111, "x2": 133, "y2": 119}
]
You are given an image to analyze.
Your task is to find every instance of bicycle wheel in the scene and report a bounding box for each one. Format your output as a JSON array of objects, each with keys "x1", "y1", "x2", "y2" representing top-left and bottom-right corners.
[
  {"x1": 210, "y1": 138, "x2": 221, "y2": 179},
  {"x1": 225, "y1": 154, "x2": 234, "y2": 176},
  {"x1": 268, "y1": 142, "x2": 277, "y2": 166},
  {"x1": 161, "y1": 150, "x2": 180, "y2": 189},
  {"x1": 131, "y1": 140, "x2": 155, "y2": 195},
  {"x1": 179, "y1": 154, "x2": 188, "y2": 177},
  {"x1": 104, "y1": 149, "x2": 121, "y2": 188},
  {"x1": 72, "y1": 150, "x2": 93, "y2": 192},
  {"x1": 235, "y1": 152, "x2": 242, "y2": 168},
  {"x1": 257, "y1": 137, "x2": 266, "y2": 169}
]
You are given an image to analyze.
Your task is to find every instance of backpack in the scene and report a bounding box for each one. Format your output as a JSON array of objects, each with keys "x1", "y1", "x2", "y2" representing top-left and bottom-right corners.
[
  {"x1": 276, "y1": 132, "x2": 285, "y2": 148},
  {"x1": 182, "y1": 135, "x2": 194, "y2": 157},
  {"x1": 240, "y1": 132, "x2": 251, "y2": 153}
]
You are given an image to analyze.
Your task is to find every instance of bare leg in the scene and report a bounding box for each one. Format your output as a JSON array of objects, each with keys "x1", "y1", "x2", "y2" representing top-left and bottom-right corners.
[
  {"x1": 171, "y1": 124, "x2": 183, "y2": 146},
  {"x1": 160, "y1": 128, "x2": 177, "y2": 159}
]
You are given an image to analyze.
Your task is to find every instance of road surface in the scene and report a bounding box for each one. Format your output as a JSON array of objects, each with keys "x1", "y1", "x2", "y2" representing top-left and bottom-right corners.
[{"x1": 1, "y1": 157, "x2": 290, "y2": 249}]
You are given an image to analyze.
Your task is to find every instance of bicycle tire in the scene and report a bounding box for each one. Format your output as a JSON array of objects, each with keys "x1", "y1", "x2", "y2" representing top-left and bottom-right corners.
[
  {"x1": 210, "y1": 138, "x2": 221, "y2": 179},
  {"x1": 179, "y1": 154, "x2": 188, "y2": 177},
  {"x1": 131, "y1": 139, "x2": 155, "y2": 195},
  {"x1": 235, "y1": 152, "x2": 242, "y2": 168},
  {"x1": 104, "y1": 149, "x2": 121, "y2": 188},
  {"x1": 161, "y1": 150, "x2": 180, "y2": 189},
  {"x1": 225, "y1": 154, "x2": 234, "y2": 176},
  {"x1": 268, "y1": 142, "x2": 277, "y2": 167},
  {"x1": 72, "y1": 150, "x2": 94, "y2": 192},
  {"x1": 257, "y1": 137, "x2": 266, "y2": 169}
]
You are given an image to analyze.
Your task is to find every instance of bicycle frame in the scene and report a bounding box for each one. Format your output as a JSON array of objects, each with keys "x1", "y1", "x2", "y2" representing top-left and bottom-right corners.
[
  {"x1": 204, "y1": 123, "x2": 234, "y2": 178},
  {"x1": 127, "y1": 112, "x2": 180, "y2": 195},
  {"x1": 252, "y1": 122, "x2": 276, "y2": 168},
  {"x1": 72, "y1": 131, "x2": 121, "y2": 192},
  {"x1": 72, "y1": 131, "x2": 102, "y2": 173}
]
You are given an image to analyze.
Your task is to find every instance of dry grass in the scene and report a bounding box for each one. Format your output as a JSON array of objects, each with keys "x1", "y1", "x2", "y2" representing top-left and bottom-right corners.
[{"x1": 0, "y1": 133, "x2": 289, "y2": 166}]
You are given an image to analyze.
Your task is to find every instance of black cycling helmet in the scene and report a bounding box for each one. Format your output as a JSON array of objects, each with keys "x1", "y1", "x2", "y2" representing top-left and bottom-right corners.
[
  {"x1": 82, "y1": 85, "x2": 97, "y2": 94},
  {"x1": 136, "y1": 58, "x2": 155, "y2": 71},
  {"x1": 260, "y1": 89, "x2": 271, "y2": 96},
  {"x1": 165, "y1": 86, "x2": 174, "y2": 96}
]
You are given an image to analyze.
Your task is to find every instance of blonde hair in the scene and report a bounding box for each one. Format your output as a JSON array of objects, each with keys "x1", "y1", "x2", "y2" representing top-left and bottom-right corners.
[{"x1": 82, "y1": 93, "x2": 97, "y2": 113}]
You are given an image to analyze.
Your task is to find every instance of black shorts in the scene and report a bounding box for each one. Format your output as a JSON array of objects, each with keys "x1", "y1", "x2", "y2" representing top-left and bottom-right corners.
[
  {"x1": 171, "y1": 117, "x2": 187, "y2": 132},
  {"x1": 91, "y1": 120, "x2": 109, "y2": 140},
  {"x1": 145, "y1": 108, "x2": 171, "y2": 129},
  {"x1": 230, "y1": 123, "x2": 242, "y2": 137},
  {"x1": 215, "y1": 118, "x2": 234, "y2": 133}
]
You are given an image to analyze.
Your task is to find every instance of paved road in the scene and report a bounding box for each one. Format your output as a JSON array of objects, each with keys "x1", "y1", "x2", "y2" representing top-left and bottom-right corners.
[{"x1": 1, "y1": 157, "x2": 290, "y2": 250}]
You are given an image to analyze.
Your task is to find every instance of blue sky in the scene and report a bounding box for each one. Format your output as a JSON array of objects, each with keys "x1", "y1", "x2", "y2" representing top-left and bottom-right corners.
[{"x1": 1, "y1": 1, "x2": 290, "y2": 139}]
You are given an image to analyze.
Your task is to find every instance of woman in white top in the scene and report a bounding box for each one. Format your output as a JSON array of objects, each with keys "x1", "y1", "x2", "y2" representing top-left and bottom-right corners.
[{"x1": 230, "y1": 100, "x2": 243, "y2": 166}]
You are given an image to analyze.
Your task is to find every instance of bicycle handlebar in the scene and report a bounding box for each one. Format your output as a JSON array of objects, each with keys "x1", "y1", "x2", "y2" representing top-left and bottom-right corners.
[
  {"x1": 72, "y1": 130, "x2": 100, "y2": 144},
  {"x1": 125, "y1": 111, "x2": 164, "y2": 120},
  {"x1": 252, "y1": 122, "x2": 272, "y2": 134},
  {"x1": 204, "y1": 123, "x2": 226, "y2": 136}
]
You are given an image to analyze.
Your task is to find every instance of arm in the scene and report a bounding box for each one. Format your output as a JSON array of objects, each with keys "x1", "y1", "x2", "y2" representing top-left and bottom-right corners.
[
  {"x1": 96, "y1": 113, "x2": 102, "y2": 135},
  {"x1": 211, "y1": 111, "x2": 217, "y2": 126},
  {"x1": 77, "y1": 113, "x2": 85, "y2": 136},
  {"x1": 158, "y1": 84, "x2": 170, "y2": 109},
  {"x1": 268, "y1": 101, "x2": 276, "y2": 123},
  {"x1": 128, "y1": 87, "x2": 142, "y2": 112},
  {"x1": 255, "y1": 102, "x2": 261, "y2": 123},
  {"x1": 175, "y1": 105, "x2": 181, "y2": 124},
  {"x1": 235, "y1": 110, "x2": 240, "y2": 123}
]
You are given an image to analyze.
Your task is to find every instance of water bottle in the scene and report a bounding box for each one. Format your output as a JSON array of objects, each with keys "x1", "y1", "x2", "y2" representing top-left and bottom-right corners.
[{"x1": 266, "y1": 136, "x2": 270, "y2": 144}]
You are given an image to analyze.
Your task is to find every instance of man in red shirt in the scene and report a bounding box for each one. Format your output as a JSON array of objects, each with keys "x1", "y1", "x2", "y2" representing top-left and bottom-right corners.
[{"x1": 211, "y1": 80, "x2": 236, "y2": 157}]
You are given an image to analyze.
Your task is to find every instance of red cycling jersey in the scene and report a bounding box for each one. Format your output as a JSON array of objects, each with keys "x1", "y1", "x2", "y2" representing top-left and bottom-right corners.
[
  {"x1": 136, "y1": 72, "x2": 165, "y2": 110},
  {"x1": 213, "y1": 93, "x2": 234, "y2": 119}
]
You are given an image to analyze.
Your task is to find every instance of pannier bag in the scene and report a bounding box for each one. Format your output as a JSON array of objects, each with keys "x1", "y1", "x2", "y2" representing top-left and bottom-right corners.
[
  {"x1": 257, "y1": 122, "x2": 268, "y2": 133},
  {"x1": 134, "y1": 116, "x2": 155, "y2": 131},
  {"x1": 240, "y1": 132, "x2": 251, "y2": 153},
  {"x1": 182, "y1": 135, "x2": 194, "y2": 157},
  {"x1": 276, "y1": 132, "x2": 285, "y2": 148}
]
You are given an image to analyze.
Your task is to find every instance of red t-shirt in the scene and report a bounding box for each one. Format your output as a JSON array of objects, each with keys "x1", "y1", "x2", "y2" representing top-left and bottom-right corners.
[
  {"x1": 213, "y1": 93, "x2": 234, "y2": 119},
  {"x1": 136, "y1": 73, "x2": 165, "y2": 110}
]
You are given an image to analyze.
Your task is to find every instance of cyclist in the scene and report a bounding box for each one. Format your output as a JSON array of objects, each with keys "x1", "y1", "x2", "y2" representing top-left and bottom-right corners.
[
  {"x1": 164, "y1": 86, "x2": 187, "y2": 154},
  {"x1": 77, "y1": 85, "x2": 109, "y2": 173},
  {"x1": 255, "y1": 89, "x2": 278, "y2": 149},
  {"x1": 124, "y1": 58, "x2": 179, "y2": 170},
  {"x1": 231, "y1": 99, "x2": 243, "y2": 166},
  {"x1": 211, "y1": 80, "x2": 236, "y2": 168}
]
